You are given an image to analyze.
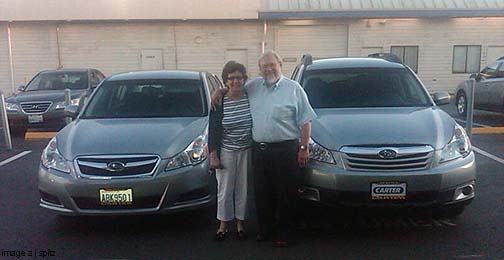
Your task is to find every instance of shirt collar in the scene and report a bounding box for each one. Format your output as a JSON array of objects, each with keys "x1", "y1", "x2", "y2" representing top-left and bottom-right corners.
[{"x1": 262, "y1": 75, "x2": 284, "y2": 89}]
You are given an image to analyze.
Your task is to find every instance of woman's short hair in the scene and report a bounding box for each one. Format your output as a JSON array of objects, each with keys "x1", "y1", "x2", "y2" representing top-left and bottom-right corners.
[{"x1": 221, "y1": 61, "x2": 248, "y2": 83}]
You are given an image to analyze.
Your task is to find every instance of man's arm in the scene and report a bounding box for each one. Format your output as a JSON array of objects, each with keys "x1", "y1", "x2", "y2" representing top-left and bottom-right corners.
[
  {"x1": 210, "y1": 88, "x2": 228, "y2": 111},
  {"x1": 298, "y1": 122, "x2": 311, "y2": 167}
]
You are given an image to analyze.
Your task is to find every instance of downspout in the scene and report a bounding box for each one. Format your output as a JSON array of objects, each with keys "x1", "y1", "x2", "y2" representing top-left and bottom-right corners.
[
  {"x1": 56, "y1": 24, "x2": 62, "y2": 68},
  {"x1": 173, "y1": 23, "x2": 179, "y2": 69},
  {"x1": 7, "y1": 23, "x2": 15, "y2": 93},
  {"x1": 261, "y1": 21, "x2": 267, "y2": 54}
]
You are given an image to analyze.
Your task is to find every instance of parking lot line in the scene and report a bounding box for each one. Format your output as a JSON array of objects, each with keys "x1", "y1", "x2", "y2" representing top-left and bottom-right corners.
[
  {"x1": 0, "y1": 151, "x2": 32, "y2": 167},
  {"x1": 454, "y1": 118, "x2": 491, "y2": 128},
  {"x1": 473, "y1": 146, "x2": 504, "y2": 165},
  {"x1": 472, "y1": 127, "x2": 504, "y2": 134},
  {"x1": 25, "y1": 132, "x2": 56, "y2": 140}
]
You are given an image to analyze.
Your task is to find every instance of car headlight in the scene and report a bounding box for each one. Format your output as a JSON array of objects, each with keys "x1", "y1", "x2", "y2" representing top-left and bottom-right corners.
[
  {"x1": 5, "y1": 102, "x2": 19, "y2": 112},
  {"x1": 165, "y1": 130, "x2": 208, "y2": 171},
  {"x1": 309, "y1": 138, "x2": 336, "y2": 164},
  {"x1": 440, "y1": 124, "x2": 472, "y2": 163},
  {"x1": 55, "y1": 98, "x2": 80, "y2": 109},
  {"x1": 41, "y1": 137, "x2": 71, "y2": 173}
]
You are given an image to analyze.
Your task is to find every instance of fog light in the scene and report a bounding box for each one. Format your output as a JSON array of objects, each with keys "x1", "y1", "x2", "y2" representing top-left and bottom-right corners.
[
  {"x1": 453, "y1": 182, "x2": 475, "y2": 201},
  {"x1": 298, "y1": 187, "x2": 320, "y2": 202}
]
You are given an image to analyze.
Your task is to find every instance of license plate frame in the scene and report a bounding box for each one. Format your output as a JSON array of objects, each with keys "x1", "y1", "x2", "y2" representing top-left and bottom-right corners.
[
  {"x1": 99, "y1": 188, "x2": 133, "y2": 206},
  {"x1": 371, "y1": 182, "x2": 407, "y2": 200},
  {"x1": 28, "y1": 114, "x2": 44, "y2": 124}
]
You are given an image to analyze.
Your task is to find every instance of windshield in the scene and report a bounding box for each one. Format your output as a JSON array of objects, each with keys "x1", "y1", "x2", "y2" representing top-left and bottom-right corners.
[
  {"x1": 25, "y1": 71, "x2": 89, "y2": 91},
  {"x1": 81, "y1": 79, "x2": 207, "y2": 119},
  {"x1": 301, "y1": 68, "x2": 432, "y2": 108}
]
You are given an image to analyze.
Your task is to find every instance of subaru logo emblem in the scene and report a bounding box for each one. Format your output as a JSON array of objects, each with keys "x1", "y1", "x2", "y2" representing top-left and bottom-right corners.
[
  {"x1": 378, "y1": 149, "x2": 397, "y2": 159},
  {"x1": 107, "y1": 161, "x2": 126, "y2": 172}
]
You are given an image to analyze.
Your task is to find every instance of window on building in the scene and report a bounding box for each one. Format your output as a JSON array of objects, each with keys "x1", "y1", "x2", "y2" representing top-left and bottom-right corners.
[
  {"x1": 391, "y1": 46, "x2": 419, "y2": 73},
  {"x1": 452, "y1": 45, "x2": 481, "y2": 73}
]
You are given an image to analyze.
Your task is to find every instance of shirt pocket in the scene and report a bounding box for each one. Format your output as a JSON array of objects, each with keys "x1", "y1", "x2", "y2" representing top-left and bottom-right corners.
[{"x1": 272, "y1": 106, "x2": 295, "y2": 121}]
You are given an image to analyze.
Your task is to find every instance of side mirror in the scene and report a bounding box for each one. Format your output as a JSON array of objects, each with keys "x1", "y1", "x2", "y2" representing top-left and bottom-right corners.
[
  {"x1": 469, "y1": 73, "x2": 477, "y2": 79},
  {"x1": 64, "y1": 105, "x2": 79, "y2": 119},
  {"x1": 432, "y1": 91, "x2": 451, "y2": 106},
  {"x1": 17, "y1": 85, "x2": 26, "y2": 92}
]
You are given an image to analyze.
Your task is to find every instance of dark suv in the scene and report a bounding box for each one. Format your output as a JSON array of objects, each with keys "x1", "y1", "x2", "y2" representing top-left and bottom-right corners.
[{"x1": 5, "y1": 68, "x2": 105, "y2": 136}]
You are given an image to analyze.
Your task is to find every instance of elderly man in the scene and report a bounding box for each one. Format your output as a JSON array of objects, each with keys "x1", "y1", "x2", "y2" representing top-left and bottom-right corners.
[{"x1": 213, "y1": 51, "x2": 316, "y2": 246}]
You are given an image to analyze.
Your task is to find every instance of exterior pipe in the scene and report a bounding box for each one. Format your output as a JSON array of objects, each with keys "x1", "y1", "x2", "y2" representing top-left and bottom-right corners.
[
  {"x1": 56, "y1": 24, "x2": 62, "y2": 69},
  {"x1": 261, "y1": 21, "x2": 267, "y2": 54},
  {"x1": 7, "y1": 23, "x2": 15, "y2": 94}
]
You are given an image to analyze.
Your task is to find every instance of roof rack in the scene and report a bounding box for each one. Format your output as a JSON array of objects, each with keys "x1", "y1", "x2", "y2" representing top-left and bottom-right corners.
[
  {"x1": 301, "y1": 54, "x2": 313, "y2": 66},
  {"x1": 368, "y1": 53, "x2": 402, "y2": 64}
]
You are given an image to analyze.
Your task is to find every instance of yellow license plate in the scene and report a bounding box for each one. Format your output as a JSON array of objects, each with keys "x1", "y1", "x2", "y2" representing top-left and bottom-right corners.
[{"x1": 99, "y1": 189, "x2": 133, "y2": 205}]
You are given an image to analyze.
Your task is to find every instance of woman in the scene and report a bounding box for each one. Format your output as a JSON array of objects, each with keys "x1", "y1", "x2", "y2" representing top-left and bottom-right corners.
[{"x1": 208, "y1": 61, "x2": 253, "y2": 241}]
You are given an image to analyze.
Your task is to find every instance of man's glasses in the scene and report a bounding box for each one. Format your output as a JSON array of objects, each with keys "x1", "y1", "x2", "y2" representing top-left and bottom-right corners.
[{"x1": 227, "y1": 76, "x2": 244, "y2": 81}]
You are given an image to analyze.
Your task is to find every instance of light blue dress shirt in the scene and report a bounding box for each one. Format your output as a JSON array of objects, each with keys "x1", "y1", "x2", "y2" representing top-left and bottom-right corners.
[{"x1": 245, "y1": 75, "x2": 317, "y2": 143}]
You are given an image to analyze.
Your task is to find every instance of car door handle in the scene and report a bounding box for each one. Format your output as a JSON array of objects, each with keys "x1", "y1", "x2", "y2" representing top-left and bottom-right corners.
[{"x1": 484, "y1": 83, "x2": 489, "y2": 87}]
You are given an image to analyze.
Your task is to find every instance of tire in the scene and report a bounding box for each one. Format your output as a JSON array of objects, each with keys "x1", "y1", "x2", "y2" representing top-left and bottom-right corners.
[
  {"x1": 9, "y1": 126, "x2": 27, "y2": 138},
  {"x1": 456, "y1": 91, "x2": 467, "y2": 117}
]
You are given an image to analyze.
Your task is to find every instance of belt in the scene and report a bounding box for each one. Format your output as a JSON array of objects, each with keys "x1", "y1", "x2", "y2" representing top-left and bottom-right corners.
[{"x1": 254, "y1": 140, "x2": 298, "y2": 151}]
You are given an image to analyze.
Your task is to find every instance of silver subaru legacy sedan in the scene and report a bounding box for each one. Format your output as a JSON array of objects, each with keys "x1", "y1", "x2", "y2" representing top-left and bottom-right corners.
[
  {"x1": 38, "y1": 70, "x2": 221, "y2": 215},
  {"x1": 292, "y1": 55, "x2": 476, "y2": 217}
]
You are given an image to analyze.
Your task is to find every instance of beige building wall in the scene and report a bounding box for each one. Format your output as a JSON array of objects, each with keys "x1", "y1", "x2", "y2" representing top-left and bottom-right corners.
[
  {"x1": 348, "y1": 17, "x2": 504, "y2": 93},
  {"x1": 0, "y1": 23, "x2": 10, "y2": 94},
  {"x1": 0, "y1": 21, "x2": 264, "y2": 95},
  {"x1": 8, "y1": 22, "x2": 60, "y2": 89},
  {"x1": 0, "y1": 0, "x2": 260, "y2": 21}
]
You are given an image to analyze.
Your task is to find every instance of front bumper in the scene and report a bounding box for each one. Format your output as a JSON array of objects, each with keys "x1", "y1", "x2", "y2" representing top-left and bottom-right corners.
[
  {"x1": 8, "y1": 109, "x2": 67, "y2": 130},
  {"x1": 299, "y1": 152, "x2": 476, "y2": 208},
  {"x1": 38, "y1": 160, "x2": 214, "y2": 215}
]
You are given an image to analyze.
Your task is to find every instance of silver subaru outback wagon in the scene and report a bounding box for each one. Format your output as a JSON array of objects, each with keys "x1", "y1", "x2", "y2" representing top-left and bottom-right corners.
[
  {"x1": 38, "y1": 70, "x2": 220, "y2": 215},
  {"x1": 292, "y1": 55, "x2": 476, "y2": 217}
]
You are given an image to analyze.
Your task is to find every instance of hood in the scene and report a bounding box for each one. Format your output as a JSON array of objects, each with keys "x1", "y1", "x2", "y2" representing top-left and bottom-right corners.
[
  {"x1": 311, "y1": 107, "x2": 456, "y2": 151},
  {"x1": 56, "y1": 117, "x2": 208, "y2": 160},
  {"x1": 6, "y1": 89, "x2": 86, "y2": 103}
]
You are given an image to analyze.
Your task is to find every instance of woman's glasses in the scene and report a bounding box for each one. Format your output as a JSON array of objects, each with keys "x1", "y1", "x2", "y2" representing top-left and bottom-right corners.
[{"x1": 227, "y1": 76, "x2": 244, "y2": 81}]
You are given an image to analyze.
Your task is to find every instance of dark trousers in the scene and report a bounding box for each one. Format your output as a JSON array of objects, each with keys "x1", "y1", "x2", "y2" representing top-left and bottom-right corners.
[{"x1": 253, "y1": 140, "x2": 301, "y2": 238}]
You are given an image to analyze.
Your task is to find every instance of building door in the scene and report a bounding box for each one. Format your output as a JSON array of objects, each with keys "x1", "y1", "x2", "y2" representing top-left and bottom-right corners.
[
  {"x1": 141, "y1": 49, "x2": 164, "y2": 70},
  {"x1": 276, "y1": 25, "x2": 349, "y2": 75},
  {"x1": 225, "y1": 49, "x2": 248, "y2": 68},
  {"x1": 487, "y1": 46, "x2": 504, "y2": 65}
]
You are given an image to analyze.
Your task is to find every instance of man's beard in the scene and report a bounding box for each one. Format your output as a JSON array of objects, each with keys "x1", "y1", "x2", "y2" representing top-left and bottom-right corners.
[{"x1": 263, "y1": 73, "x2": 280, "y2": 86}]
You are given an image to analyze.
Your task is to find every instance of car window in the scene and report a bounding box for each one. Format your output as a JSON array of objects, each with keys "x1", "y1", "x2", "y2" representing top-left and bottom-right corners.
[
  {"x1": 25, "y1": 71, "x2": 89, "y2": 91},
  {"x1": 81, "y1": 79, "x2": 207, "y2": 119},
  {"x1": 95, "y1": 70, "x2": 106, "y2": 81},
  {"x1": 301, "y1": 68, "x2": 431, "y2": 108},
  {"x1": 205, "y1": 74, "x2": 218, "y2": 95},
  {"x1": 291, "y1": 65, "x2": 300, "y2": 79},
  {"x1": 479, "y1": 63, "x2": 498, "y2": 80},
  {"x1": 497, "y1": 63, "x2": 504, "y2": 78}
]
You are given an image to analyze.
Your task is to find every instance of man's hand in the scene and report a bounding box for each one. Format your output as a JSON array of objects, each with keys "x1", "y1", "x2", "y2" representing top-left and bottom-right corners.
[
  {"x1": 210, "y1": 88, "x2": 228, "y2": 111},
  {"x1": 298, "y1": 148, "x2": 309, "y2": 167}
]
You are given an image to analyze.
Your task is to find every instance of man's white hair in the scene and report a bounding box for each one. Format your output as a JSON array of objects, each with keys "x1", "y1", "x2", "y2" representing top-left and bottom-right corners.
[{"x1": 259, "y1": 50, "x2": 282, "y2": 65}]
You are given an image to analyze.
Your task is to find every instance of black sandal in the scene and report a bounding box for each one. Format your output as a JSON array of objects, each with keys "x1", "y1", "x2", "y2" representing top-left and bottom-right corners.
[{"x1": 214, "y1": 230, "x2": 227, "y2": 241}]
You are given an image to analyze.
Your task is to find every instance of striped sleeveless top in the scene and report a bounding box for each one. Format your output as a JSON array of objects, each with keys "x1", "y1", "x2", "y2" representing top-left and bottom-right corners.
[{"x1": 221, "y1": 93, "x2": 253, "y2": 151}]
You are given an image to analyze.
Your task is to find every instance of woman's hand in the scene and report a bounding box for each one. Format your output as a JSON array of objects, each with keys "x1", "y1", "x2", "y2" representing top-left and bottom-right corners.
[{"x1": 210, "y1": 152, "x2": 221, "y2": 170}]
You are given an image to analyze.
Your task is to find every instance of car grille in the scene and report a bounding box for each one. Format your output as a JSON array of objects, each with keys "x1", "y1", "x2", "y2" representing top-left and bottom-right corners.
[
  {"x1": 20, "y1": 101, "x2": 52, "y2": 114},
  {"x1": 75, "y1": 155, "x2": 160, "y2": 179},
  {"x1": 340, "y1": 145, "x2": 434, "y2": 171}
]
